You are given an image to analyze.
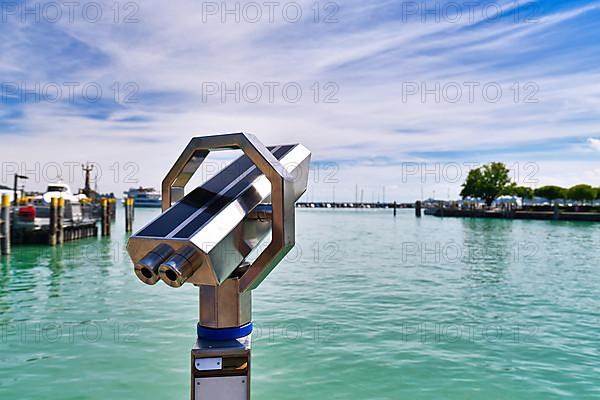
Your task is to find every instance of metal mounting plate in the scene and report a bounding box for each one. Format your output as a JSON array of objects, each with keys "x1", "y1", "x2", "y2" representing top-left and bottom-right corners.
[{"x1": 194, "y1": 376, "x2": 247, "y2": 400}]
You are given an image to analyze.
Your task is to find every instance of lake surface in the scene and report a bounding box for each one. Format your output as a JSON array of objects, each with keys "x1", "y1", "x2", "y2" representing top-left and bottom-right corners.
[{"x1": 1, "y1": 208, "x2": 599, "y2": 399}]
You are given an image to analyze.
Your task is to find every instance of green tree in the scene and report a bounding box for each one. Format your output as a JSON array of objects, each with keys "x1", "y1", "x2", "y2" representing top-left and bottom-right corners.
[
  {"x1": 534, "y1": 186, "x2": 566, "y2": 201},
  {"x1": 513, "y1": 186, "x2": 534, "y2": 199},
  {"x1": 460, "y1": 168, "x2": 483, "y2": 199},
  {"x1": 502, "y1": 183, "x2": 533, "y2": 199},
  {"x1": 501, "y1": 182, "x2": 516, "y2": 196},
  {"x1": 595, "y1": 188, "x2": 600, "y2": 200},
  {"x1": 460, "y1": 162, "x2": 512, "y2": 206},
  {"x1": 567, "y1": 184, "x2": 596, "y2": 204}
]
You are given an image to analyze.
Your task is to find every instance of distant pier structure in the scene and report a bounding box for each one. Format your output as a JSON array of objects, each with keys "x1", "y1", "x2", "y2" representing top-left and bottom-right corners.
[
  {"x1": 296, "y1": 201, "x2": 414, "y2": 210},
  {"x1": 1, "y1": 162, "x2": 134, "y2": 251}
]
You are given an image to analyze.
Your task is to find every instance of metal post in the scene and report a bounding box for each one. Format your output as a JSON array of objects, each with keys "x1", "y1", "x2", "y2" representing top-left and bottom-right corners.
[
  {"x1": 57, "y1": 197, "x2": 65, "y2": 245},
  {"x1": 49, "y1": 197, "x2": 58, "y2": 246},
  {"x1": 1, "y1": 194, "x2": 11, "y2": 255},
  {"x1": 191, "y1": 336, "x2": 251, "y2": 400},
  {"x1": 13, "y1": 174, "x2": 28, "y2": 206},
  {"x1": 193, "y1": 278, "x2": 252, "y2": 400}
]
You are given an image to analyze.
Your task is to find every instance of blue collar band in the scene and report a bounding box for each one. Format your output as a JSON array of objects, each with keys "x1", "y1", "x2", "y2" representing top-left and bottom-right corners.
[{"x1": 197, "y1": 322, "x2": 253, "y2": 341}]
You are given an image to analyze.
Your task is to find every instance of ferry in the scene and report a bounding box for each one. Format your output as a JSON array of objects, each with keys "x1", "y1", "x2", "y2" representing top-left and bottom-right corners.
[{"x1": 123, "y1": 187, "x2": 162, "y2": 208}]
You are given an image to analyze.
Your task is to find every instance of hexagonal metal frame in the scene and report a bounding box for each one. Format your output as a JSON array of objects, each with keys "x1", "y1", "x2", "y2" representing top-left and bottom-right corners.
[{"x1": 161, "y1": 132, "x2": 296, "y2": 292}]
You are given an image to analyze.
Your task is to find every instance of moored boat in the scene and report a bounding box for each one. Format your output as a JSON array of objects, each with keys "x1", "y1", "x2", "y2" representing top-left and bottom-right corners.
[
  {"x1": 123, "y1": 187, "x2": 162, "y2": 208},
  {"x1": 13, "y1": 182, "x2": 92, "y2": 231}
]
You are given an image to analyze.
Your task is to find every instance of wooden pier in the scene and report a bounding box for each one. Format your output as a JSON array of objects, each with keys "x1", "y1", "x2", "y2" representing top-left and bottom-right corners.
[
  {"x1": 5, "y1": 197, "x2": 126, "y2": 248},
  {"x1": 12, "y1": 222, "x2": 100, "y2": 245}
]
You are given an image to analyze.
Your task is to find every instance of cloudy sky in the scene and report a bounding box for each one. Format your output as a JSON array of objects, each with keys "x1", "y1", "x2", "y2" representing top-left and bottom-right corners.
[{"x1": 1, "y1": 0, "x2": 599, "y2": 202}]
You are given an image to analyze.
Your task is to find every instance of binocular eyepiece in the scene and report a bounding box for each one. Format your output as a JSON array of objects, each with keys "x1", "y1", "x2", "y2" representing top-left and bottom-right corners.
[
  {"x1": 134, "y1": 243, "x2": 174, "y2": 285},
  {"x1": 158, "y1": 246, "x2": 203, "y2": 288},
  {"x1": 134, "y1": 244, "x2": 202, "y2": 287}
]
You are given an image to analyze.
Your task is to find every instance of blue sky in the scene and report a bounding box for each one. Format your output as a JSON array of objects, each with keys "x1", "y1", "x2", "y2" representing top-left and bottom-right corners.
[{"x1": 1, "y1": 0, "x2": 599, "y2": 201}]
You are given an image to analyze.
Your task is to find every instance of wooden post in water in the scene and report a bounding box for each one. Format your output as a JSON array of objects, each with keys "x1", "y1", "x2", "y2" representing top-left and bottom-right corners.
[
  {"x1": 125, "y1": 197, "x2": 135, "y2": 233},
  {"x1": 125, "y1": 197, "x2": 131, "y2": 232},
  {"x1": 109, "y1": 198, "x2": 117, "y2": 220},
  {"x1": 107, "y1": 199, "x2": 112, "y2": 236},
  {"x1": 57, "y1": 197, "x2": 65, "y2": 245},
  {"x1": 101, "y1": 198, "x2": 108, "y2": 237},
  {"x1": 415, "y1": 200, "x2": 422, "y2": 217},
  {"x1": 49, "y1": 197, "x2": 58, "y2": 246},
  {"x1": 393, "y1": 201, "x2": 397, "y2": 217},
  {"x1": 1, "y1": 194, "x2": 11, "y2": 255}
]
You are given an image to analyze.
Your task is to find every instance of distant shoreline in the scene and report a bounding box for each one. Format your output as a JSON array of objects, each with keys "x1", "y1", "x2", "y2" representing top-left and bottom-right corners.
[
  {"x1": 430, "y1": 208, "x2": 600, "y2": 222},
  {"x1": 295, "y1": 202, "x2": 600, "y2": 222},
  {"x1": 296, "y1": 202, "x2": 413, "y2": 209}
]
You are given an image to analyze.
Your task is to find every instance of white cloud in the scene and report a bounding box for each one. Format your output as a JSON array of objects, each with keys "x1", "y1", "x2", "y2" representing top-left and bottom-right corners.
[{"x1": 588, "y1": 138, "x2": 600, "y2": 152}]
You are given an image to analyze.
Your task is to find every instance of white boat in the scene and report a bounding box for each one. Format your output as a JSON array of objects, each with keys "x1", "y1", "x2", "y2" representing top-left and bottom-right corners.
[
  {"x1": 123, "y1": 187, "x2": 162, "y2": 208},
  {"x1": 14, "y1": 182, "x2": 90, "y2": 231},
  {"x1": 41, "y1": 182, "x2": 88, "y2": 204}
]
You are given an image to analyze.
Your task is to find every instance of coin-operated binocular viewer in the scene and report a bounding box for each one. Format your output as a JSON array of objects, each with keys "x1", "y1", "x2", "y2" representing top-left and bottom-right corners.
[{"x1": 127, "y1": 133, "x2": 311, "y2": 400}]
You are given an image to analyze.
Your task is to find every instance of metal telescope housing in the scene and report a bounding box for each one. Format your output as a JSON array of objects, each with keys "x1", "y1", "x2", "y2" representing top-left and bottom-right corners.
[
  {"x1": 127, "y1": 133, "x2": 310, "y2": 399},
  {"x1": 127, "y1": 132, "x2": 311, "y2": 293}
]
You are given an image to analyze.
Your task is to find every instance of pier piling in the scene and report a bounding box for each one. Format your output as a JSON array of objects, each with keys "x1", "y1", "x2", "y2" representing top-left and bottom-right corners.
[
  {"x1": 49, "y1": 197, "x2": 58, "y2": 246},
  {"x1": 125, "y1": 198, "x2": 129, "y2": 232},
  {"x1": 125, "y1": 197, "x2": 134, "y2": 233},
  {"x1": 57, "y1": 197, "x2": 65, "y2": 245},
  {"x1": 415, "y1": 200, "x2": 422, "y2": 217},
  {"x1": 1, "y1": 194, "x2": 11, "y2": 255},
  {"x1": 109, "y1": 198, "x2": 117, "y2": 220},
  {"x1": 101, "y1": 198, "x2": 107, "y2": 236},
  {"x1": 101, "y1": 198, "x2": 111, "y2": 237},
  {"x1": 393, "y1": 201, "x2": 397, "y2": 217}
]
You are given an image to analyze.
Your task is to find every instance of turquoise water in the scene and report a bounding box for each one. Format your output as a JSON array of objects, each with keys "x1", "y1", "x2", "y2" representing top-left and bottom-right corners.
[{"x1": 1, "y1": 208, "x2": 599, "y2": 399}]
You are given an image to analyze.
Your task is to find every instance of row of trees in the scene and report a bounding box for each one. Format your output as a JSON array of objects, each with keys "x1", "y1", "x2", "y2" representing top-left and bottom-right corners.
[
  {"x1": 460, "y1": 162, "x2": 600, "y2": 206},
  {"x1": 515, "y1": 184, "x2": 599, "y2": 203}
]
